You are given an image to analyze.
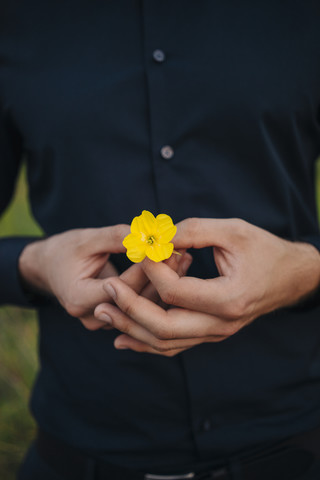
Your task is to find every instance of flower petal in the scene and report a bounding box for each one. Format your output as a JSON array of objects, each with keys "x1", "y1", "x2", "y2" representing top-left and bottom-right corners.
[
  {"x1": 123, "y1": 233, "x2": 146, "y2": 263},
  {"x1": 131, "y1": 210, "x2": 156, "y2": 236},
  {"x1": 145, "y1": 242, "x2": 174, "y2": 262},
  {"x1": 156, "y1": 214, "x2": 177, "y2": 243}
]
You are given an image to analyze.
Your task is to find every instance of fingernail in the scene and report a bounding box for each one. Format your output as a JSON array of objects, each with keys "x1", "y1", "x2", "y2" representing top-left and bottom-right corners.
[
  {"x1": 105, "y1": 283, "x2": 117, "y2": 299},
  {"x1": 97, "y1": 313, "x2": 112, "y2": 324},
  {"x1": 114, "y1": 339, "x2": 128, "y2": 350}
]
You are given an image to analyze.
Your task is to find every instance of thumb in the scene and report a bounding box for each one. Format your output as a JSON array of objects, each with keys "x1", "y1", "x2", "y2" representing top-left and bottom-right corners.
[
  {"x1": 84, "y1": 224, "x2": 130, "y2": 255},
  {"x1": 120, "y1": 264, "x2": 149, "y2": 293},
  {"x1": 173, "y1": 218, "x2": 241, "y2": 250}
]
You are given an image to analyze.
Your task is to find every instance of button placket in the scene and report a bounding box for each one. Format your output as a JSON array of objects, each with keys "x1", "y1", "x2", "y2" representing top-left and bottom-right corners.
[{"x1": 152, "y1": 49, "x2": 166, "y2": 63}]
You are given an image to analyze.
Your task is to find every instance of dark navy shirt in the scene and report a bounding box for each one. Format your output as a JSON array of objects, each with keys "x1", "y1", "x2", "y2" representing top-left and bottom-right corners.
[{"x1": 1, "y1": 0, "x2": 320, "y2": 472}]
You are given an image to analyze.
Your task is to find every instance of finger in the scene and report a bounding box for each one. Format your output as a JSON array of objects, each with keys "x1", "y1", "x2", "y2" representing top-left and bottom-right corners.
[
  {"x1": 99, "y1": 278, "x2": 235, "y2": 339},
  {"x1": 176, "y1": 252, "x2": 193, "y2": 277},
  {"x1": 164, "y1": 249, "x2": 193, "y2": 277},
  {"x1": 120, "y1": 264, "x2": 149, "y2": 293},
  {"x1": 139, "y1": 251, "x2": 192, "y2": 306},
  {"x1": 79, "y1": 316, "x2": 113, "y2": 331},
  {"x1": 95, "y1": 264, "x2": 150, "y2": 316},
  {"x1": 119, "y1": 250, "x2": 189, "y2": 299},
  {"x1": 140, "y1": 280, "x2": 160, "y2": 301},
  {"x1": 84, "y1": 224, "x2": 130, "y2": 255},
  {"x1": 114, "y1": 334, "x2": 189, "y2": 357},
  {"x1": 95, "y1": 301, "x2": 227, "y2": 351},
  {"x1": 67, "y1": 277, "x2": 119, "y2": 318},
  {"x1": 97, "y1": 303, "x2": 167, "y2": 347},
  {"x1": 173, "y1": 217, "x2": 246, "y2": 250},
  {"x1": 114, "y1": 334, "x2": 227, "y2": 356},
  {"x1": 142, "y1": 258, "x2": 231, "y2": 315},
  {"x1": 97, "y1": 260, "x2": 119, "y2": 279},
  {"x1": 72, "y1": 263, "x2": 149, "y2": 315},
  {"x1": 163, "y1": 249, "x2": 183, "y2": 270}
]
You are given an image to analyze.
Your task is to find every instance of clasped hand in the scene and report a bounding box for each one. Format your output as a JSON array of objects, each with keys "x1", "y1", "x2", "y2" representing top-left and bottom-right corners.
[
  {"x1": 95, "y1": 218, "x2": 320, "y2": 356},
  {"x1": 19, "y1": 225, "x2": 191, "y2": 331},
  {"x1": 20, "y1": 218, "x2": 320, "y2": 356}
]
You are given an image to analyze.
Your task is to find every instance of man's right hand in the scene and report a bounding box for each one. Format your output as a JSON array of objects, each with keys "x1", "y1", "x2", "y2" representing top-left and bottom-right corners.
[
  {"x1": 18, "y1": 225, "x2": 192, "y2": 331},
  {"x1": 18, "y1": 225, "x2": 130, "y2": 328}
]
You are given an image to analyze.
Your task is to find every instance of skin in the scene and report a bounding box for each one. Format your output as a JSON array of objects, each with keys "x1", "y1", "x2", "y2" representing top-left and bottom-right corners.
[
  {"x1": 18, "y1": 225, "x2": 192, "y2": 331},
  {"x1": 94, "y1": 218, "x2": 320, "y2": 357}
]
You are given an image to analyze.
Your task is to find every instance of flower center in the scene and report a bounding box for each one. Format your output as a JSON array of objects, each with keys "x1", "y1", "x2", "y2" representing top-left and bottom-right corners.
[{"x1": 147, "y1": 235, "x2": 156, "y2": 245}]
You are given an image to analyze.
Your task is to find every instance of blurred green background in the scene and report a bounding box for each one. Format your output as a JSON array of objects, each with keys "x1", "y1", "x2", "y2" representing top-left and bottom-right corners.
[
  {"x1": 0, "y1": 162, "x2": 320, "y2": 480},
  {"x1": 0, "y1": 166, "x2": 42, "y2": 480}
]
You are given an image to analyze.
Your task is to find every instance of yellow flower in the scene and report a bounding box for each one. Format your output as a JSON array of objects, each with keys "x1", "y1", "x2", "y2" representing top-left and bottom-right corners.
[{"x1": 123, "y1": 210, "x2": 177, "y2": 263}]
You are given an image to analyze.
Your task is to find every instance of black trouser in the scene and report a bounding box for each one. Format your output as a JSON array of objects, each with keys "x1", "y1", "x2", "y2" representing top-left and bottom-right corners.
[{"x1": 18, "y1": 427, "x2": 320, "y2": 480}]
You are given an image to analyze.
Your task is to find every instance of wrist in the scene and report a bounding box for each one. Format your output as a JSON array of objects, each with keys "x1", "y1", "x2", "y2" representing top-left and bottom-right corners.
[
  {"x1": 18, "y1": 239, "x2": 51, "y2": 297},
  {"x1": 287, "y1": 241, "x2": 320, "y2": 305}
]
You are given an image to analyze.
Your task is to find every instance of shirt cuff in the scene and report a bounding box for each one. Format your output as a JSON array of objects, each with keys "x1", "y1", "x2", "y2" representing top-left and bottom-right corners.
[
  {"x1": 293, "y1": 233, "x2": 320, "y2": 309},
  {"x1": 0, "y1": 236, "x2": 47, "y2": 307},
  {"x1": 299, "y1": 233, "x2": 320, "y2": 253}
]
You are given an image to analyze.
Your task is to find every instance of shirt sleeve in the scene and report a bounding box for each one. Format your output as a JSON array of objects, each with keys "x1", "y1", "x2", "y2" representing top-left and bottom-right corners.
[
  {"x1": 0, "y1": 99, "x2": 42, "y2": 307},
  {"x1": 296, "y1": 233, "x2": 320, "y2": 307},
  {"x1": 300, "y1": 234, "x2": 320, "y2": 253}
]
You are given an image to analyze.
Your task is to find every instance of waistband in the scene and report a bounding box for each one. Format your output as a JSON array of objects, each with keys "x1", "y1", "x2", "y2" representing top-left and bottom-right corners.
[{"x1": 36, "y1": 425, "x2": 320, "y2": 480}]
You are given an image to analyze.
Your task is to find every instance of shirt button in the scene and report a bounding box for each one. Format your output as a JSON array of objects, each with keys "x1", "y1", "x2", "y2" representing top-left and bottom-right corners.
[
  {"x1": 153, "y1": 49, "x2": 166, "y2": 63},
  {"x1": 201, "y1": 419, "x2": 212, "y2": 432},
  {"x1": 160, "y1": 145, "x2": 174, "y2": 160}
]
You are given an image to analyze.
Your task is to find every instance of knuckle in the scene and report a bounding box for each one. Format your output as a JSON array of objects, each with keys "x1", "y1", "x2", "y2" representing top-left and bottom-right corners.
[
  {"x1": 163, "y1": 350, "x2": 178, "y2": 357},
  {"x1": 119, "y1": 320, "x2": 131, "y2": 335},
  {"x1": 237, "y1": 296, "x2": 253, "y2": 318},
  {"x1": 122, "y1": 302, "x2": 136, "y2": 319},
  {"x1": 160, "y1": 285, "x2": 180, "y2": 306},
  {"x1": 224, "y1": 301, "x2": 242, "y2": 321},
  {"x1": 80, "y1": 319, "x2": 100, "y2": 331},
  {"x1": 63, "y1": 287, "x2": 85, "y2": 318},
  {"x1": 160, "y1": 287, "x2": 175, "y2": 306},
  {"x1": 154, "y1": 328, "x2": 168, "y2": 341},
  {"x1": 184, "y1": 217, "x2": 201, "y2": 239},
  {"x1": 222, "y1": 322, "x2": 240, "y2": 337},
  {"x1": 224, "y1": 305, "x2": 240, "y2": 321},
  {"x1": 224, "y1": 295, "x2": 250, "y2": 321},
  {"x1": 154, "y1": 321, "x2": 174, "y2": 341},
  {"x1": 230, "y1": 218, "x2": 249, "y2": 240},
  {"x1": 75, "y1": 229, "x2": 91, "y2": 251},
  {"x1": 232, "y1": 217, "x2": 247, "y2": 229},
  {"x1": 113, "y1": 224, "x2": 129, "y2": 243},
  {"x1": 153, "y1": 339, "x2": 170, "y2": 352},
  {"x1": 64, "y1": 301, "x2": 84, "y2": 318}
]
